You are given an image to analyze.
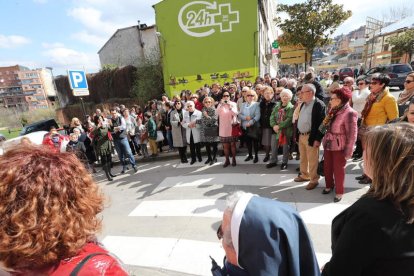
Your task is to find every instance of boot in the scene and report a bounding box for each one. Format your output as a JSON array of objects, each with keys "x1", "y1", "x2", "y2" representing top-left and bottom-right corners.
[
  {"x1": 232, "y1": 156, "x2": 237, "y2": 166},
  {"x1": 103, "y1": 165, "x2": 113, "y2": 181},
  {"x1": 223, "y1": 158, "x2": 230, "y2": 168},
  {"x1": 253, "y1": 154, "x2": 258, "y2": 163}
]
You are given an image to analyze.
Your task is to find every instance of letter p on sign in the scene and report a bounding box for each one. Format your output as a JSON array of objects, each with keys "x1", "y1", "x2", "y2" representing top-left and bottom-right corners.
[{"x1": 68, "y1": 70, "x2": 88, "y2": 90}]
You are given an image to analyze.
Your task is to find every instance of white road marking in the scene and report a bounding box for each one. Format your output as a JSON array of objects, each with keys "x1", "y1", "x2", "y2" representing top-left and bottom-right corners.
[
  {"x1": 102, "y1": 235, "x2": 331, "y2": 276},
  {"x1": 155, "y1": 174, "x2": 365, "y2": 189},
  {"x1": 102, "y1": 236, "x2": 224, "y2": 276},
  {"x1": 128, "y1": 199, "x2": 350, "y2": 225}
]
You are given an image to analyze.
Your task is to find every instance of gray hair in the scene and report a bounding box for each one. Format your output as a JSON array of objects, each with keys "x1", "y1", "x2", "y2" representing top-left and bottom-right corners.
[
  {"x1": 288, "y1": 78, "x2": 297, "y2": 88},
  {"x1": 222, "y1": 191, "x2": 247, "y2": 247},
  {"x1": 303, "y1": 83, "x2": 316, "y2": 94},
  {"x1": 186, "y1": 100, "x2": 195, "y2": 108},
  {"x1": 280, "y1": 89, "x2": 293, "y2": 100}
]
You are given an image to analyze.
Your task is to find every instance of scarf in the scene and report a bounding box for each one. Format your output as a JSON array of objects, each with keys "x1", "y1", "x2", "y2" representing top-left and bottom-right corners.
[
  {"x1": 319, "y1": 104, "x2": 345, "y2": 134},
  {"x1": 398, "y1": 88, "x2": 414, "y2": 105},
  {"x1": 277, "y1": 105, "x2": 288, "y2": 145},
  {"x1": 360, "y1": 87, "x2": 388, "y2": 124}
]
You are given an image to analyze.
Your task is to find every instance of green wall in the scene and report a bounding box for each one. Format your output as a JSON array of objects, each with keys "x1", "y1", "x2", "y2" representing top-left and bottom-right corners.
[{"x1": 154, "y1": 0, "x2": 259, "y2": 96}]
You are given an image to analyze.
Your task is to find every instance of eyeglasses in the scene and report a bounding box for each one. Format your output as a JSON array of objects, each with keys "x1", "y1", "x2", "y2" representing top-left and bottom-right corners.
[
  {"x1": 217, "y1": 224, "x2": 223, "y2": 240},
  {"x1": 370, "y1": 81, "x2": 380, "y2": 85},
  {"x1": 187, "y1": 105, "x2": 193, "y2": 108},
  {"x1": 358, "y1": 82, "x2": 365, "y2": 86},
  {"x1": 246, "y1": 95, "x2": 254, "y2": 97},
  {"x1": 222, "y1": 95, "x2": 230, "y2": 97},
  {"x1": 405, "y1": 80, "x2": 413, "y2": 84},
  {"x1": 345, "y1": 81, "x2": 352, "y2": 84},
  {"x1": 205, "y1": 101, "x2": 212, "y2": 103}
]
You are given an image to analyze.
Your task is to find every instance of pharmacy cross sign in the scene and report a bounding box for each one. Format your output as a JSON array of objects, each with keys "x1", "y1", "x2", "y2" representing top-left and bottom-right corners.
[{"x1": 178, "y1": 1, "x2": 240, "y2": 37}]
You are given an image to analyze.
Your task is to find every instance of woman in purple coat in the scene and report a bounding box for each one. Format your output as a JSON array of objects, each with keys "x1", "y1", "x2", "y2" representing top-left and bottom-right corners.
[{"x1": 320, "y1": 87, "x2": 358, "y2": 202}]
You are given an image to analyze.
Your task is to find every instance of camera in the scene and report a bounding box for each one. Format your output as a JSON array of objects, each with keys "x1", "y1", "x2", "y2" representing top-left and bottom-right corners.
[{"x1": 224, "y1": 100, "x2": 228, "y2": 104}]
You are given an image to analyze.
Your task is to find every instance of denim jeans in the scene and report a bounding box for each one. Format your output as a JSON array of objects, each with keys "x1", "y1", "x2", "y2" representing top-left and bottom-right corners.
[
  {"x1": 113, "y1": 137, "x2": 136, "y2": 169},
  {"x1": 166, "y1": 129, "x2": 174, "y2": 149}
]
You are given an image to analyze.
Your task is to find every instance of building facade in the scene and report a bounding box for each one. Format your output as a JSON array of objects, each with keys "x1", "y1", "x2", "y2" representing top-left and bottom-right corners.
[
  {"x1": 153, "y1": 0, "x2": 278, "y2": 96},
  {"x1": 0, "y1": 66, "x2": 56, "y2": 110},
  {"x1": 98, "y1": 24, "x2": 160, "y2": 68}
]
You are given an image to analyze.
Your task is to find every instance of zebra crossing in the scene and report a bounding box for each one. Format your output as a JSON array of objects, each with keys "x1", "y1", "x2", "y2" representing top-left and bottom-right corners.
[{"x1": 96, "y1": 155, "x2": 368, "y2": 275}]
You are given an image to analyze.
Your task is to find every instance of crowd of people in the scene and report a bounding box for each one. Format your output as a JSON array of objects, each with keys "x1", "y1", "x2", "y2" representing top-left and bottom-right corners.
[
  {"x1": 38, "y1": 70, "x2": 414, "y2": 199},
  {"x1": 1, "y1": 69, "x2": 414, "y2": 275}
]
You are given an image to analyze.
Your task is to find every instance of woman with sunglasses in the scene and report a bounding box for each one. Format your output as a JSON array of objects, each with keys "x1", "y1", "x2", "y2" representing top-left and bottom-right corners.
[
  {"x1": 239, "y1": 90, "x2": 261, "y2": 163},
  {"x1": 357, "y1": 73, "x2": 398, "y2": 184},
  {"x1": 217, "y1": 91, "x2": 239, "y2": 167},
  {"x1": 350, "y1": 77, "x2": 371, "y2": 160},
  {"x1": 397, "y1": 72, "x2": 414, "y2": 116},
  {"x1": 197, "y1": 97, "x2": 220, "y2": 165}
]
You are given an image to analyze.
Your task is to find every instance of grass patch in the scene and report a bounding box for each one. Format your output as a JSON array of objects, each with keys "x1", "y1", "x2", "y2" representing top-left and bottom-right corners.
[{"x1": 0, "y1": 129, "x2": 21, "y2": 140}]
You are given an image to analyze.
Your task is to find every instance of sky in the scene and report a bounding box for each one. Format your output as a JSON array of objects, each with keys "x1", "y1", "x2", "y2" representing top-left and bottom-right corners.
[{"x1": 0, "y1": 0, "x2": 410, "y2": 75}]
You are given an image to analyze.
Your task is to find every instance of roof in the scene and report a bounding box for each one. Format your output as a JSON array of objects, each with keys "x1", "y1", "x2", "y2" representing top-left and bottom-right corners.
[
  {"x1": 97, "y1": 24, "x2": 156, "y2": 54},
  {"x1": 380, "y1": 15, "x2": 414, "y2": 35}
]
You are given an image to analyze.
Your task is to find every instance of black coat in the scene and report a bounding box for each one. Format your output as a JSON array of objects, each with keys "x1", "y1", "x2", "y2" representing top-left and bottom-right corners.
[
  {"x1": 260, "y1": 100, "x2": 276, "y2": 129},
  {"x1": 299, "y1": 98, "x2": 326, "y2": 146},
  {"x1": 322, "y1": 196, "x2": 414, "y2": 276}
]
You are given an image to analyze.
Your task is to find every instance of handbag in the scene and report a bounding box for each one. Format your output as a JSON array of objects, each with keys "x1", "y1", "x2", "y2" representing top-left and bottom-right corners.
[
  {"x1": 156, "y1": 130, "x2": 164, "y2": 142},
  {"x1": 317, "y1": 156, "x2": 325, "y2": 176},
  {"x1": 140, "y1": 131, "x2": 148, "y2": 141},
  {"x1": 204, "y1": 126, "x2": 219, "y2": 137},
  {"x1": 231, "y1": 123, "x2": 242, "y2": 137},
  {"x1": 245, "y1": 123, "x2": 260, "y2": 139}
]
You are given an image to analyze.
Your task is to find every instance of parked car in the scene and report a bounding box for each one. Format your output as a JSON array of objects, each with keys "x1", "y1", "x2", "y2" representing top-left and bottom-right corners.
[
  {"x1": 338, "y1": 67, "x2": 354, "y2": 81},
  {"x1": 19, "y1": 119, "x2": 59, "y2": 136},
  {"x1": 363, "y1": 63, "x2": 413, "y2": 90},
  {"x1": 0, "y1": 131, "x2": 48, "y2": 155}
]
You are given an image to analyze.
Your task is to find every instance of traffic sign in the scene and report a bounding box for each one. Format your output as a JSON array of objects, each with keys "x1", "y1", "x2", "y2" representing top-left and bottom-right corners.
[
  {"x1": 68, "y1": 70, "x2": 88, "y2": 89},
  {"x1": 272, "y1": 40, "x2": 279, "y2": 49},
  {"x1": 67, "y1": 69, "x2": 89, "y2": 96}
]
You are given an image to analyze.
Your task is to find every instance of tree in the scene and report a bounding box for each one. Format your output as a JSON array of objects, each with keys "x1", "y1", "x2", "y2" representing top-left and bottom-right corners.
[
  {"x1": 275, "y1": 0, "x2": 352, "y2": 65},
  {"x1": 131, "y1": 49, "x2": 164, "y2": 105},
  {"x1": 388, "y1": 29, "x2": 414, "y2": 63}
]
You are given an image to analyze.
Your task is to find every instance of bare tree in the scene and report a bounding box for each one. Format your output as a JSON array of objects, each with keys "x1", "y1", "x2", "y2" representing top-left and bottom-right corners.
[{"x1": 381, "y1": 2, "x2": 413, "y2": 22}]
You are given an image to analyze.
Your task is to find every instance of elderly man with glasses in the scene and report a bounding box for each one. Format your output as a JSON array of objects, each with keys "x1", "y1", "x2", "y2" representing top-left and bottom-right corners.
[
  {"x1": 294, "y1": 84, "x2": 326, "y2": 190},
  {"x1": 214, "y1": 191, "x2": 320, "y2": 276}
]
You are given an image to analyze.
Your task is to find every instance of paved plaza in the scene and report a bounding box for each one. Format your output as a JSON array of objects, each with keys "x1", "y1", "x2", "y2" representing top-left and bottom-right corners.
[{"x1": 95, "y1": 152, "x2": 369, "y2": 275}]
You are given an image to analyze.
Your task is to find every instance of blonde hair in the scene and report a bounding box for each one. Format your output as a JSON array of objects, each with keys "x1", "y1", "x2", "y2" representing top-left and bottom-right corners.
[
  {"x1": 364, "y1": 123, "x2": 414, "y2": 223},
  {"x1": 70, "y1": 117, "x2": 81, "y2": 128},
  {"x1": 245, "y1": 90, "x2": 258, "y2": 102},
  {"x1": 203, "y1": 96, "x2": 215, "y2": 105}
]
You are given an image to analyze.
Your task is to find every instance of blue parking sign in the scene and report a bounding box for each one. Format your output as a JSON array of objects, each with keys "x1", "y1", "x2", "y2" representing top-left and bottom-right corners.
[{"x1": 68, "y1": 70, "x2": 88, "y2": 90}]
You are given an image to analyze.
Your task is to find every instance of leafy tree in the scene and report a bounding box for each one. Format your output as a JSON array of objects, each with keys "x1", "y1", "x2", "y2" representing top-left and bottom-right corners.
[
  {"x1": 276, "y1": 0, "x2": 352, "y2": 65},
  {"x1": 388, "y1": 29, "x2": 414, "y2": 63},
  {"x1": 131, "y1": 50, "x2": 164, "y2": 105}
]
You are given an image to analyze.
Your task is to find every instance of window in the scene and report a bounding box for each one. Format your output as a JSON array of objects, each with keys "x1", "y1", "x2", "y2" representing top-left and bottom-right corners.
[{"x1": 392, "y1": 65, "x2": 412, "y2": 74}]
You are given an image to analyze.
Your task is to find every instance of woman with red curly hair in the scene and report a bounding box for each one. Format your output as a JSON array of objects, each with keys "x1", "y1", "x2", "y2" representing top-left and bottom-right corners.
[{"x1": 0, "y1": 145, "x2": 128, "y2": 275}]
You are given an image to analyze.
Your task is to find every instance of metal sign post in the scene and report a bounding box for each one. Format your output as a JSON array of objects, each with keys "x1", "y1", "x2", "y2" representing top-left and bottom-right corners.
[{"x1": 68, "y1": 69, "x2": 90, "y2": 120}]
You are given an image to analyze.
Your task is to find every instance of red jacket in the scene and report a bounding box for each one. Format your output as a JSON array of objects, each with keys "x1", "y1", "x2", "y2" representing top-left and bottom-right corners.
[
  {"x1": 12, "y1": 242, "x2": 128, "y2": 275},
  {"x1": 42, "y1": 133, "x2": 68, "y2": 153}
]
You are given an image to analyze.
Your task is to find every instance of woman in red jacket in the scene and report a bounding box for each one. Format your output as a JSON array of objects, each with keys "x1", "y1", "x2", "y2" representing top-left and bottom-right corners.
[
  {"x1": 320, "y1": 87, "x2": 358, "y2": 202},
  {"x1": 0, "y1": 146, "x2": 128, "y2": 275}
]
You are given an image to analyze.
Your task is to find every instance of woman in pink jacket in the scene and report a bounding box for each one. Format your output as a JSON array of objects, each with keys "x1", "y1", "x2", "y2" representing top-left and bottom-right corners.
[
  {"x1": 320, "y1": 87, "x2": 358, "y2": 202},
  {"x1": 217, "y1": 91, "x2": 239, "y2": 167}
]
